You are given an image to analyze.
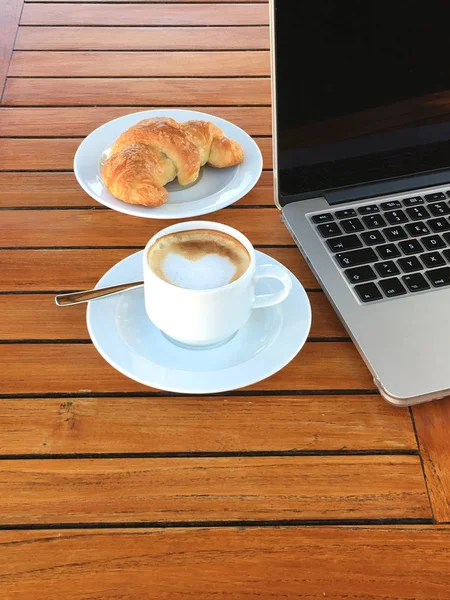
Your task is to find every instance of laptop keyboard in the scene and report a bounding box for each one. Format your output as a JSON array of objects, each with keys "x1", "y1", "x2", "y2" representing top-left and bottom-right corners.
[{"x1": 310, "y1": 190, "x2": 450, "y2": 303}]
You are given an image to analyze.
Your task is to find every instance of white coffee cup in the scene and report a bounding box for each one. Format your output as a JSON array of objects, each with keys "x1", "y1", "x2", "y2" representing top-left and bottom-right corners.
[{"x1": 143, "y1": 220, "x2": 292, "y2": 348}]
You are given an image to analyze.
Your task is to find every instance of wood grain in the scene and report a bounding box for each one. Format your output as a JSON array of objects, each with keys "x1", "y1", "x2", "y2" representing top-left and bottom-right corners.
[
  {"x1": 15, "y1": 26, "x2": 270, "y2": 50},
  {"x1": 0, "y1": 394, "x2": 416, "y2": 454},
  {"x1": 0, "y1": 0, "x2": 23, "y2": 100},
  {"x1": 26, "y1": 0, "x2": 269, "y2": 3},
  {"x1": 0, "y1": 170, "x2": 274, "y2": 206},
  {"x1": 0, "y1": 456, "x2": 430, "y2": 524},
  {"x1": 3, "y1": 77, "x2": 272, "y2": 106},
  {"x1": 20, "y1": 4, "x2": 270, "y2": 26},
  {"x1": 9, "y1": 51, "x2": 270, "y2": 77},
  {"x1": 5, "y1": 527, "x2": 450, "y2": 600},
  {"x1": 413, "y1": 398, "x2": 450, "y2": 522},
  {"x1": 0, "y1": 209, "x2": 287, "y2": 247},
  {"x1": 0, "y1": 138, "x2": 80, "y2": 169},
  {"x1": 0, "y1": 342, "x2": 373, "y2": 394},
  {"x1": 0, "y1": 291, "x2": 343, "y2": 340},
  {"x1": 0, "y1": 107, "x2": 272, "y2": 136},
  {"x1": 0, "y1": 136, "x2": 272, "y2": 168},
  {"x1": 0, "y1": 248, "x2": 318, "y2": 291}
]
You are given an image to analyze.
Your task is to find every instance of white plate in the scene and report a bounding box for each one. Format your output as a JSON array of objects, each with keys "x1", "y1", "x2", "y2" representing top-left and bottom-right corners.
[
  {"x1": 87, "y1": 250, "x2": 311, "y2": 394},
  {"x1": 74, "y1": 109, "x2": 263, "y2": 219}
]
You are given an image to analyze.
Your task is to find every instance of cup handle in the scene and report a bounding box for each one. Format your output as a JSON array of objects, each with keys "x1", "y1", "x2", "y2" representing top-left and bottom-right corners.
[{"x1": 252, "y1": 264, "x2": 293, "y2": 309}]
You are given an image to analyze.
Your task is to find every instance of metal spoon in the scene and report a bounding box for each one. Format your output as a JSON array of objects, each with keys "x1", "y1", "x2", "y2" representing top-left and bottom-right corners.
[{"x1": 55, "y1": 281, "x2": 144, "y2": 306}]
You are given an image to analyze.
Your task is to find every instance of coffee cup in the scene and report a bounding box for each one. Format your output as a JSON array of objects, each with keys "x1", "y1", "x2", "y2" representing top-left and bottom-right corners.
[{"x1": 143, "y1": 221, "x2": 292, "y2": 348}]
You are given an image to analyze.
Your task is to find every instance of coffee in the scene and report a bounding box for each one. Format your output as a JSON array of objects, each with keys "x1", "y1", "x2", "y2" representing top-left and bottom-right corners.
[{"x1": 147, "y1": 229, "x2": 251, "y2": 290}]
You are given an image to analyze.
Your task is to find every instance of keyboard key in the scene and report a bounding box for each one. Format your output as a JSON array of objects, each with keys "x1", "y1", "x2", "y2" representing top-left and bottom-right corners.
[
  {"x1": 403, "y1": 196, "x2": 424, "y2": 206},
  {"x1": 362, "y1": 214, "x2": 387, "y2": 229},
  {"x1": 374, "y1": 261, "x2": 400, "y2": 278},
  {"x1": 398, "y1": 256, "x2": 423, "y2": 273},
  {"x1": 379, "y1": 277, "x2": 407, "y2": 298},
  {"x1": 336, "y1": 247, "x2": 378, "y2": 268},
  {"x1": 405, "y1": 222, "x2": 430, "y2": 236},
  {"x1": 381, "y1": 200, "x2": 402, "y2": 210},
  {"x1": 335, "y1": 209, "x2": 357, "y2": 219},
  {"x1": 403, "y1": 273, "x2": 430, "y2": 292},
  {"x1": 385, "y1": 210, "x2": 408, "y2": 224},
  {"x1": 443, "y1": 233, "x2": 450, "y2": 245},
  {"x1": 327, "y1": 234, "x2": 362, "y2": 253},
  {"x1": 428, "y1": 218, "x2": 450, "y2": 233},
  {"x1": 406, "y1": 206, "x2": 430, "y2": 220},
  {"x1": 312, "y1": 213, "x2": 334, "y2": 223},
  {"x1": 376, "y1": 243, "x2": 401, "y2": 259},
  {"x1": 428, "y1": 202, "x2": 450, "y2": 216},
  {"x1": 354, "y1": 282, "x2": 382, "y2": 302},
  {"x1": 398, "y1": 239, "x2": 423, "y2": 255},
  {"x1": 420, "y1": 251, "x2": 446, "y2": 268},
  {"x1": 425, "y1": 192, "x2": 446, "y2": 202},
  {"x1": 443, "y1": 249, "x2": 450, "y2": 262},
  {"x1": 341, "y1": 218, "x2": 364, "y2": 233},
  {"x1": 318, "y1": 222, "x2": 342, "y2": 238},
  {"x1": 344, "y1": 265, "x2": 377, "y2": 284},
  {"x1": 358, "y1": 205, "x2": 380, "y2": 215},
  {"x1": 426, "y1": 266, "x2": 450, "y2": 287},
  {"x1": 361, "y1": 230, "x2": 385, "y2": 246},
  {"x1": 422, "y1": 235, "x2": 445, "y2": 251},
  {"x1": 383, "y1": 226, "x2": 408, "y2": 241}
]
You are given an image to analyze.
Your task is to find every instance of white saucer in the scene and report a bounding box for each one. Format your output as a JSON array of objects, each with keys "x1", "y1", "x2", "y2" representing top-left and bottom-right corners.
[
  {"x1": 86, "y1": 250, "x2": 311, "y2": 394},
  {"x1": 74, "y1": 109, "x2": 263, "y2": 219}
]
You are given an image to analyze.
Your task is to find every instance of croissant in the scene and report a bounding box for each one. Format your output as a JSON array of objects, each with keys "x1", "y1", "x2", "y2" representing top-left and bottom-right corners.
[{"x1": 102, "y1": 117, "x2": 244, "y2": 207}]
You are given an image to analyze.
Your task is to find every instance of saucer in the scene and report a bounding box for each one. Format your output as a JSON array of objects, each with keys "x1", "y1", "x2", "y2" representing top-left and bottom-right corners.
[
  {"x1": 86, "y1": 250, "x2": 311, "y2": 394},
  {"x1": 74, "y1": 109, "x2": 263, "y2": 219}
]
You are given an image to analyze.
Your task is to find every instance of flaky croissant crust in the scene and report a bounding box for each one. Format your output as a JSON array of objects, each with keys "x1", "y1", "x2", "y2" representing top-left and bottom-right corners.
[{"x1": 102, "y1": 117, "x2": 244, "y2": 207}]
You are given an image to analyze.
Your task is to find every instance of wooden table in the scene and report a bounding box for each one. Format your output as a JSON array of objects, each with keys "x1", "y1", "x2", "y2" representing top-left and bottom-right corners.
[{"x1": 1, "y1": 1, "x2": 450, "y2": 597}]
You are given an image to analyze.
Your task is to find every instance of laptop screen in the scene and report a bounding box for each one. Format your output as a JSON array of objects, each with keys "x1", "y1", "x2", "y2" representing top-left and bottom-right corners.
[{"x1": 273, "y1": 1, "x2": 450, "y2": 201}]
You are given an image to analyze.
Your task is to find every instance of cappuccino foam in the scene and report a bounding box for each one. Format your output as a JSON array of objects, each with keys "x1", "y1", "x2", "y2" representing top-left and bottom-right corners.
[{"x1": 147, "y1": 229, "x2": 250, "y2": 290}]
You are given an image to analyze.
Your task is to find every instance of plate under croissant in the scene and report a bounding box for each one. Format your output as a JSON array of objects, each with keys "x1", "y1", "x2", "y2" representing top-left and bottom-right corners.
[{"x1": 74, "y1": 109, "x2": 263, "y2": 219}]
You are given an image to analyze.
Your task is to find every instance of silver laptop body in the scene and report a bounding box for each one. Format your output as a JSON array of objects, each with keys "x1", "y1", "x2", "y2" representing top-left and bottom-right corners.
[{"x1": 270, "y1": 0, "x2": 450, "y2": 406}]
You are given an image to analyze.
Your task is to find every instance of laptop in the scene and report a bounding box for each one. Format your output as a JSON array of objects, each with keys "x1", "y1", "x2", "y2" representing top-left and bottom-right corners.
[{"x1": 270, "y1": 0, "x2": 450, "y2": 406}]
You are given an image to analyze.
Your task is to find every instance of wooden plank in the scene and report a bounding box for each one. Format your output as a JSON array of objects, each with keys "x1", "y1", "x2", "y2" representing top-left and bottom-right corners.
[
  {"x1": 3, "y1": 77, "x2": 271, "y2": 106},
  {"x1": 26, "y1": 0, "x2": 269, "y2": 3},
  {"x1": 5, "y1": 527, "x2": 450, "y2": 600},
  {"x1": 0, "y1": 249, "x2": 136, "y2": 291},
  {"x1": 310, "y1": 292, "x2": 347, "y2": 337},
  {"x1": 0, "y1": 394, "x2": 416, "y2": 454},
  {"x1": 9, "y1": 51, "x2": 270, "y2": 77},
  {"x1": 0, "y1": 342, "x2": 373, "y2": 394},
  {"x1": 0, "y1": 291, "x2": 344, "y2": 340},
  {"x1": 15, "y1": 25, "x2": 270, "y2": 51},
  {"x1": 20, "y1": 4, "x2": 270, "y2": 26},
  {"x1": 412, "y1": 398, "x2": 450, "y2": 522},
  {"x1": 0, "y1": 170, "x2": 274, "y2": 206},
  {"x1": 0, "y1": 208, "x2": 287, "y2": 247},
  {"x1": 0, "y1": 0, "x2": 23, "y2": 100},
  {"x1": 0, "y1": 171, "x2": 96, "y2": 206},
  {"x1": 0, "y1": 456, "x2": 429, "y2": 524},
  {"x1": 0, "y1": 138, "x2": 80, "y2": 169},
  {"x1": 0, "y1": 136, "x2": 272, "y2": 169},
  {"x1": 0, "y1": 248, "x2": 318, "y2": 291},
  {"x1": 0, "y1": 107, "x2": 272, "y2": 136}
]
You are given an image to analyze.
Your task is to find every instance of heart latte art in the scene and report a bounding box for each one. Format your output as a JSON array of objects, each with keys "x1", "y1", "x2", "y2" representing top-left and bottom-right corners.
[{"x1": 147, "y1": 229, "x2": 251, "y2": 290}]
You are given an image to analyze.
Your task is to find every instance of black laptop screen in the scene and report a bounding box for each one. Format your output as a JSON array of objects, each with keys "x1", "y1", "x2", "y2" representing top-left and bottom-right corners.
[{"x1": 274, "y1": 1, "x2": 450, "y2": 200}]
